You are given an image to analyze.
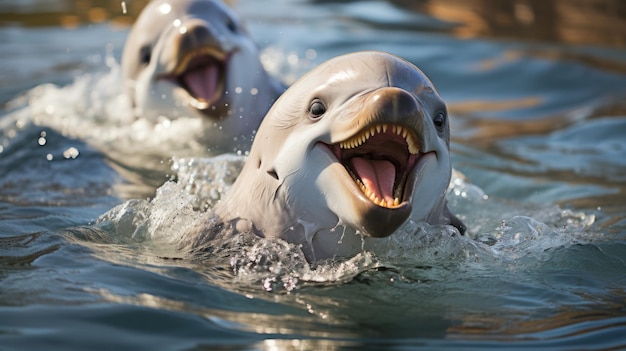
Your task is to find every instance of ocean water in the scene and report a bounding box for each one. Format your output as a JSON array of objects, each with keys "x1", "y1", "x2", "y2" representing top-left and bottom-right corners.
[{"x1": 1, "y1": 0, "x2": 626, "y2": 350}]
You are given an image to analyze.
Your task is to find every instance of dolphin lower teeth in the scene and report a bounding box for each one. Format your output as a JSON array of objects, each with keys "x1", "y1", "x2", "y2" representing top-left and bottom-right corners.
[{"x1": 354, "y1": 171, "x2": 400, "y2": 209}]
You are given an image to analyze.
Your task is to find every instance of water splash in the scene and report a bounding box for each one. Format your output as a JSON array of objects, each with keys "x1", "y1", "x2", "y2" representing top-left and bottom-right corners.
[
  {"x1": 1, "y1": 55, "x2": 224, "y2": 177},
  {"x1": 172, "y1": 154, "x2": 244, "y2": 210},
  {"x1": 81, "y1": 155, "x2": 598, "y2": 295},
  {"x1": 260, "y1": 47, "x2": 317, "y2": 85}
]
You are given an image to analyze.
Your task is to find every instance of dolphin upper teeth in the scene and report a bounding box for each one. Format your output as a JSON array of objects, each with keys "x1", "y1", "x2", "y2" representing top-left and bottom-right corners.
[{"x1": 339, "y1": 123, "x2": 420, "y2": 155}]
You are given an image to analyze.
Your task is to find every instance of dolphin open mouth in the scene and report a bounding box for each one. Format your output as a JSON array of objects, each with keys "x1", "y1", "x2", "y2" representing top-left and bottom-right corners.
[
  {"x1": 169, "y1": 48, "x2": 228, "y2": 110},
  {"x1": 325, "y1": 124, "x2": 421, "y2": 208}
]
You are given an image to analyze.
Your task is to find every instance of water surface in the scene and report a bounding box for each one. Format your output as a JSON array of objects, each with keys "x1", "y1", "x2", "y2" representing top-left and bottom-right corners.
[{"x1": 1, "y1": 0, "x2": 626, "y2": 350}]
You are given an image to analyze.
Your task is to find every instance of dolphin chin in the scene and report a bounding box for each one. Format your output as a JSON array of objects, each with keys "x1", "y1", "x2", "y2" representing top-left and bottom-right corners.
[
  {"x1": 201, "y1": 51, "x2": 465, "y2": 262},
  {"x1": 122, "y1": 0, "x2": 284, "y2": 152}
]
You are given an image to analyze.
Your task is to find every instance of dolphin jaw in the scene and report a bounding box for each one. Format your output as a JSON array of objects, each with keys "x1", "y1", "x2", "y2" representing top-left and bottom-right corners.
[
  {"x1": 321, "y1": 123, "x2": 423, "y2": 211},
  {"x1": 158, "y1": 47, "x2": 231, "y2": 115}
]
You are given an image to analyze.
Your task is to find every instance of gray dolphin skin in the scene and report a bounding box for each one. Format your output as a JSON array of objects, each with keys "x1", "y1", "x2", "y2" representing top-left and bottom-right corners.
[
  {"x1": 198, "y1": 51, "x2": 465, "y2": 262},
  {"x1": 122, "y1": 0, "x2": 284, "y2": 152}
]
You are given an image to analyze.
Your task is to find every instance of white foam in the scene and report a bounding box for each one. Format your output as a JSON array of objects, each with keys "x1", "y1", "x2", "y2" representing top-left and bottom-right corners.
[
  {"x1": 3, "y1": 55, "x2": 214, "y2": 166},
  {"x1": 88, "y1": 153, "x2": 599, "y2": 292}
]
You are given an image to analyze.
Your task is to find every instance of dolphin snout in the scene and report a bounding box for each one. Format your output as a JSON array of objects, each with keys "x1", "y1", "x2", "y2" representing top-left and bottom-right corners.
[
  {"x1": 177, "y1": 20, "x2": 222, "y2": 53},
  {"x1": 365, "y1": 87, "x2": 421, "y2": 123}
]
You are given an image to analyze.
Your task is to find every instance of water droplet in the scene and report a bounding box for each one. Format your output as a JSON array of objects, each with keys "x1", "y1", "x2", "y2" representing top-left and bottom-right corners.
[
  {"x1": 235, "y1": 86, "x2": 243, "y2": 94},
  {"x1": 173, "y1": 19, "x2": 181, "y2": 27},
  {"x1": 305, "y1": 49, "x2": 317, "y2": 60},
  {"x1": 250, "y1": 88, "x2": 258, "y2": 96},
  {"x1": 287, "y1": 53, "x2": 299, "y2": 65},
  {"x1": 158, "y1": 3, "x2": 171, "y2": 14},
  {"x1": 120, "y1": 1, "x2": 127, "y2": 14},
  {"x1": 38, "y1": 137, "x2": 46, "y2": 146},
  {"x1": 63, "y1": 147, "x2": 79, "y2": 159},
  {"x1": 263, "y1": 279, "x2": 273, "y2": 291},
  {"x1": 46, "y1": 153, "x2": 53, "y2": 161}
]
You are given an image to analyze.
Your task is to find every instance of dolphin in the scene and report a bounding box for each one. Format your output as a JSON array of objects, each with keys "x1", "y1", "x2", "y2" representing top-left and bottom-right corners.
[
  {"x1": 195, "y1": 51, "x2": 465, "y2": 261},
  {"x1": 122, "y1": 0, "x2": 284, "y2": 152}
]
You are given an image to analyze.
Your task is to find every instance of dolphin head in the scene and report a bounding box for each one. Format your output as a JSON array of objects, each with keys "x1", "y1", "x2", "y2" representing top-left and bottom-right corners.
[
  {"x1": 122, "y1": 0, "x2": 282, "y2": 151},
  {"x1": 215, "y1": 51, "x2": 463, "y2": 260}
]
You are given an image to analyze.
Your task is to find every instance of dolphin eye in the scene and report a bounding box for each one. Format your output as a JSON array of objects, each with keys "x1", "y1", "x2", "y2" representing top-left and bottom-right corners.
[
  {"x1": 139, "y1": 45, "x2": 152, "y2": 65},
  {"x1": 226, "y1": 18, "x2": 238, "y2": 33},
  {"x1": 433, "y1": 112, "x2": 446, "y2": 129},
  {"x1": 308, "y1": 99, "x2": 326, "y2": 120}
]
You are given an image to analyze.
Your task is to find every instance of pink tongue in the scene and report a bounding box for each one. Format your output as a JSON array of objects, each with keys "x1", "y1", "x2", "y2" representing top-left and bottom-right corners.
[
  {"x1": 351, "y1": 157, "x2": 396, "y2": 203},
  {"x1": 182, "y1": 64, "x2": 218, "y2": 102}
]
